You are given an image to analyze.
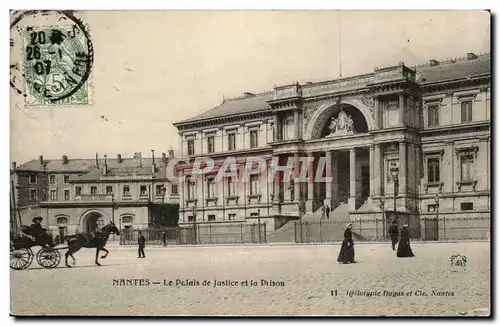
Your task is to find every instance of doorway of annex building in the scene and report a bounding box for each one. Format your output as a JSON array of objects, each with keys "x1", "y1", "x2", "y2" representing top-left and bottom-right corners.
[{"x1": 84, "y1": 212, "x2": 105, "y2": 234}]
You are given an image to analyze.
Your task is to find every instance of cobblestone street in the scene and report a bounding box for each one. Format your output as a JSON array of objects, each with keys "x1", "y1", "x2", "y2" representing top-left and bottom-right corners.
[{"x1": 10, "y1": 242, "x2": 490, "y2": 316}]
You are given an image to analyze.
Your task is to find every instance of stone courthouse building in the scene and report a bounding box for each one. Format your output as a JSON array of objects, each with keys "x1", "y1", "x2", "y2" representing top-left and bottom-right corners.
[{"x1": 173, "y1": 52, "x2": 490, "y2": 237}]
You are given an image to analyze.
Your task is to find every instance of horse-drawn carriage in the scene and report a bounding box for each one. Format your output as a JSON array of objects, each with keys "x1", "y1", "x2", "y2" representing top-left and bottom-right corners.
[{"x1": 10, "y1": 224, "x2": 63, "y2": 270}]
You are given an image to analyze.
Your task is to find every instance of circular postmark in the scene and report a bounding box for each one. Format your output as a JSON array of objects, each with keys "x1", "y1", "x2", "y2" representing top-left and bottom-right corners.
[{"x1": 10, "y1": 10, "x2": 94, "y2": 105}]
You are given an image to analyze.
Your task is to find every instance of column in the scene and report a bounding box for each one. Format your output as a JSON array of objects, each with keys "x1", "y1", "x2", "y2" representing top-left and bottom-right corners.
[
  {"x1": 306, "y1": 154, "x2": 315, "y2": 212},
  {"x1": 348, "y1": 148, "x2": 356, "y2": 211},
  {"x1": 374, "y1": 96, "x2": 380, "y2": 129},
  {"x1": 369, "y1": 145, "x2": 374, "y2": 199},
  {"x1": 294, "y1": 110, "x2": 300, "y2": 140},
  {"x1": 273, "y1": 115, "x2": 279, "y2": 141},
  {"x1": 399, "y1": 93, "x2": 405, "y2": 126},
  {"x1": 331, "y1": 152, "x2": 339, "y2": 208},
  {"x1": 325, "y1": 151, "x2": 332, "y2": 206},
  {"x1": 399, "y1": 142, "x2": 407, "y2": 195},
  {"x1": 293, "y1": 153, "x2": 300, "y2": 201},
  {"x1": 272, "y1": 156, "x2": 280, "y2": 202},
  {"x1": 374, "y1": 144, "x2": 381, "y2": 197}
]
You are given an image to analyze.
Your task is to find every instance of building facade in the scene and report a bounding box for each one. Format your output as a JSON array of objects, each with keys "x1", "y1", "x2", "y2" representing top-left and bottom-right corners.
[
  {"x1": 11, "y1": 151, "x2": 179, "y2": 240},
  {"x1": 173, "y1": 52, "x2": 491, "y2": 236}
]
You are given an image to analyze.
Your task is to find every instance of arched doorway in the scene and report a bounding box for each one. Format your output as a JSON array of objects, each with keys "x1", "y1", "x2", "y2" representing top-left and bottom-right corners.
[{"x1": 85, "y1": 212, "x2": 105, "y2": 233}]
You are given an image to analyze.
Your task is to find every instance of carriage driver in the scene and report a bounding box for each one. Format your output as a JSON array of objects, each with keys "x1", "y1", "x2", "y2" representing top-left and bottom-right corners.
[{"x1": 31, "y1": 216, "x2": 49, "y2": 245}]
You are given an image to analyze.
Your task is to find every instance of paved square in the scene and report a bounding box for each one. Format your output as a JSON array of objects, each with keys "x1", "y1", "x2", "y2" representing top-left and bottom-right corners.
[{"x1": 10, "y1": 242, "x2": 490, "y2": 316}]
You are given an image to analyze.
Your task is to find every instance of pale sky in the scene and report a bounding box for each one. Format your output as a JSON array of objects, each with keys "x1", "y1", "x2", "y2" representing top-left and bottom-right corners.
[{"x1": 10, "y1": 10, "x2": 490, "y2": 164}]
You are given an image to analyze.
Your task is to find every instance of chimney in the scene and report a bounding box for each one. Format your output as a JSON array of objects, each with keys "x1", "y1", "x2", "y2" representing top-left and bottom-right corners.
[
  {"x1": 117, "y1": 154, "x2": 122, "y2": 163},
  {"x1": 103, "y1": 154, "x2": 108, "y2": 174},
  {"x1": 467, "y1": 52, "x2": 478, "y2": 60},
  {"x1": 12, "y1": 162, "x2": 16, "y2": 170},
  {"x1": 39, "y1": 155, "x2": 44, "y2": 165},
  {"x1": 62, "y1": 155, "x2": 69, "y2": 164},
  {"x1": 151, "y1": 150, "x2": 156, "y2": 173},
  {"x1": 168, "y1": 147, "x2": 174, "y2": 158},
  {"x1": 95, "y1": 153, "x2": 99, "y2": 166},
  {"x1": 429, "y1": 59, "x2": 439, "y2": 67}
]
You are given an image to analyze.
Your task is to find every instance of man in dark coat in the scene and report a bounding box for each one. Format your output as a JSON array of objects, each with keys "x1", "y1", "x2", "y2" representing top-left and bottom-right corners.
[
  {"x1": 388, "y1": 220, "x2": 399, "y2": 250},
  {"x1": 162, "y1": 230, "x2": 167, "y2": 246},
  {"x1": 137, "y1": 231, "x2": 146, "y2": 258},
  {"x1": 31, "y1": 217, "x2": 50, "y2": 246},
  {"x1": 325, "y1": 206, "x2": 331, "y2": 219},
  {"x1": 397, "y1": 224, "x2": 415, "y2": 258}
]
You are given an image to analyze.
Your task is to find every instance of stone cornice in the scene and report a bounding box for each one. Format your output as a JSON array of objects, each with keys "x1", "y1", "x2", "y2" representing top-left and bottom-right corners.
[{"x1": 175, "y1": 110, "x2": 273, "y2": 132}]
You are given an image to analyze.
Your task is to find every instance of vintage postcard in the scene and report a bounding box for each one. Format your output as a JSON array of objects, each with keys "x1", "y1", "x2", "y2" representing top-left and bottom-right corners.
[{"x1": 9, "y1": 10, "x2": 491, "y2": 317}]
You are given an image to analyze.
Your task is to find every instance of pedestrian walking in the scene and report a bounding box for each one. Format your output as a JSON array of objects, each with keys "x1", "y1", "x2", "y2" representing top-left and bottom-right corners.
[
  {"x1": 137, "y1": 231, "x2": 146, "y2": 258},
  {"x1": 388, "y1": 220, "x2": 399, "y2": 250},
  {"x1": 321, "y1": 205, "x2": 325, "y2": 219},
  {"x1": 162, "y1": 230, "x2": 167, "y2": 246},
  {"x1": 397, "y1": 224, "x2": 415, "y2": 258},
  {"x1": 325, "y1": 205, "x2": 330, "y2": 219},
  {"x1": 337, "y1": 223, "x2": 355, "y2": 264}
]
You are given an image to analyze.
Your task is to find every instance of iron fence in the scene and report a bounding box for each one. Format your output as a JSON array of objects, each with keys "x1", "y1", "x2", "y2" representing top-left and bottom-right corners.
[
  {"x1": 119, "y1": 223, "x2": 267, "y2": 245},
  {"x1": 294, "y1": 217, "x2": 490, "y2": 243}
]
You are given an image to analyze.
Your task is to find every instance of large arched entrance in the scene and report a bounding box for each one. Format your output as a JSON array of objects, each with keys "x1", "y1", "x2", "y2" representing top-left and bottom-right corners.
[{"x1": 84, "y1": 212, "x2": 105, "y2": 233}]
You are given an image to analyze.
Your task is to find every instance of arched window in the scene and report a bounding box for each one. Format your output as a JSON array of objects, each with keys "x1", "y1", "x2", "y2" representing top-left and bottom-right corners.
[
  {"x1": 56, "y1": 216, "x2": 68, "y2": 224},
  {"x1": 122, "y1": 216, "x2": 133, "y2": 224}
]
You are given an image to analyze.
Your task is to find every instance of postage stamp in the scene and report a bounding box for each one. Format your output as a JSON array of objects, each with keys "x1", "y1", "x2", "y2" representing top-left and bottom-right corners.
[{"x1": 10, "y1": 10, "x2": 93, "y2": 106}]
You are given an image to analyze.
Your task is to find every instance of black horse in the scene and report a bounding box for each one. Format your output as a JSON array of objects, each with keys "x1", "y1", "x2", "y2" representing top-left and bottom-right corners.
[{"x1": 64, "y1": 221, "x2": 120, "y2": 267}]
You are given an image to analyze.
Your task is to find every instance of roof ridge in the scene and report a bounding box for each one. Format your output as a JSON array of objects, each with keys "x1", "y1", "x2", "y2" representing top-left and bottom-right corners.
[
  {"x1": 224, "y1": 90, "x2": 273, "y2": 102},
  {"x1": 413, "y1": 52, "x2": 490, "y2": 70}
]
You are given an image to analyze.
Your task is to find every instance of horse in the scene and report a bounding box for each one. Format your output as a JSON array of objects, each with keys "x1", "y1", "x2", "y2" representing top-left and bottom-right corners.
[{"x1": 64, "y1": 221, "x2": 120, "y2": 267}]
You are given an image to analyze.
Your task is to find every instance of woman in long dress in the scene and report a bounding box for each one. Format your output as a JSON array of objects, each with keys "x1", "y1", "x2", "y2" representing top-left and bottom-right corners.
[
  {"x1": 337, "y1": 223, "x2": 355, "y2": 264},
  {"x1": 396, "y1": 224, "x2": 415, "y2": 258}
]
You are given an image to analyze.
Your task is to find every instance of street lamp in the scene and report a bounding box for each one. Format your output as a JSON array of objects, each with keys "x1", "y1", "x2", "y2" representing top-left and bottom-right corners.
[
  {"x1": 390, "y1": 168, "x2": 399, "y2": 222},
  {"x1": 297, "y1": 197, "x2": 305, "y2": 243},
  {"x1": 434, "y1": 193, "x2": 440, "y2": 240},
  {"x1": 191, "y1": 205, "x2": 197, "y2": 244},
  {"x1": 257, "y1": 209, "x2": 261, "y2": 243},
  {"x1": 379, "y1": 197, "x2": 386, "y2": 240}
]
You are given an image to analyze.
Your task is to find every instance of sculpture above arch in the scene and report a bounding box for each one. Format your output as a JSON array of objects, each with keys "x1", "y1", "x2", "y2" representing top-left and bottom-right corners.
[{"x1": 304, "y1": 98, "x2": 375, "y2": 140}]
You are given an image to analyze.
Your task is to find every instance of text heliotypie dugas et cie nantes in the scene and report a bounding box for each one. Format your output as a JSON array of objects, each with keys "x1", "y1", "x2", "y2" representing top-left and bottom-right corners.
[{"x1": 112, "y1": 278, "x2": 285, "y2": 287}]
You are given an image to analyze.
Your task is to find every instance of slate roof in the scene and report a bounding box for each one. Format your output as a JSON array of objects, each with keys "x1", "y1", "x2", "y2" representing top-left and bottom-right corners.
[
  {"x1": 174, "y1": 92, "x2": 274, "y2": 125},
  {"x1": 73, "y1": 164, "x2": 166, "y2": 181},
  {"x1": 416, "y1": 54, "x2": 490, "y2": 84},
  {"x1": 175, "y1": 53, "x2": 491, "y2": 125},
  {"x1": 15, "y1": 157, "x2": 167, "y2": 174}
]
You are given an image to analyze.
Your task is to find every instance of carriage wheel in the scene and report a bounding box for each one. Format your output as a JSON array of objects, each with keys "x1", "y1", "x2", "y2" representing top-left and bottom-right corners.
[
  {"x1": 10, "y1": 247, "x2": 34, "y2": 270},
  {"x1": 36, "y1": 247, "x2": 61, "y2": 269}
]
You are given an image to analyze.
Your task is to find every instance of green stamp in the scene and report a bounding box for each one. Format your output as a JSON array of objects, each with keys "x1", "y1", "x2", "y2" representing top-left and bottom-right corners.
[{"x1": 11, "y1": 11, "x2": 93, "y2": 106}]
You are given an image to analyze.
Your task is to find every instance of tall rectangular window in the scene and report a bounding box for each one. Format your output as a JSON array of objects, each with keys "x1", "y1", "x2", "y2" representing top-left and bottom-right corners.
[
  {"x1": 171, "y1": 184, "x2": 178, "y2": 195},
  {"x1": 64, "y1": 190, "x2": 70, "y2": 200},
  {"x1": 461, "y1": 100, "x2": 473, "y2": 123},
  {"x1": 29, "y1": 174, "x2": 37, "y2": 184},
  {"x1": 90, "y1": 186, "x2": 97, "y2": 194},
  {"x1": 427, "y1": 157, "x2": 440, "y2": 183},
  {"x1": 460, "y1": 155, "x2": 474, "y2": 181},
  {"x1": 187, "y1": 139, "x2": 195, "y2": 156},
  {"x1": 188, "y1": 181, "x2": 196, "y2": 199},
  {"x1": 29, "y1": 189, "x2": 37, "y2": 201},
  {"x1": 250, "y1": 175, "x2": 259, "y2": 195},
  {"x1": 140, "y1": 185, "x2": 147, "y2": 195},
  {"x1": 227, "y1": 177, "x2": 235, "y2": 197},
  {"x1": 106, "y1": 186, "x2": 113, "y2": 194},
  {"x1": 123, "y1": 185, "x2": 130, "y2": 195},
  {"x1": 156, "y1": 185, "x2": 164, "y2": 195},
  {"x1": 64, "y1": 175, "x2": 70, "y2": 183},
  {"x1": 207, "y1": 135, "x2": 215, "y2": 153},
  {"x1": 250, "y1": 129, "x2": 258, "y2": 148},
  {"x1": 49, "y1": 175, "x2": 56, "y2": 184},
  {"x1": 427, "y1": 104, "x2": 439, "y2": 127},
  {"x1": 76, "y1": 186, "x2": 82, "y2": 195},
  {"x1": 50, "y1": 190, "x2": 57, "y2": 200},
  {"x1": 228, "y1": 132, "x2": 236, "y2": 151},
  {"x1": 207, "y1": 178, "x2": 216, "y2": 198}
]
